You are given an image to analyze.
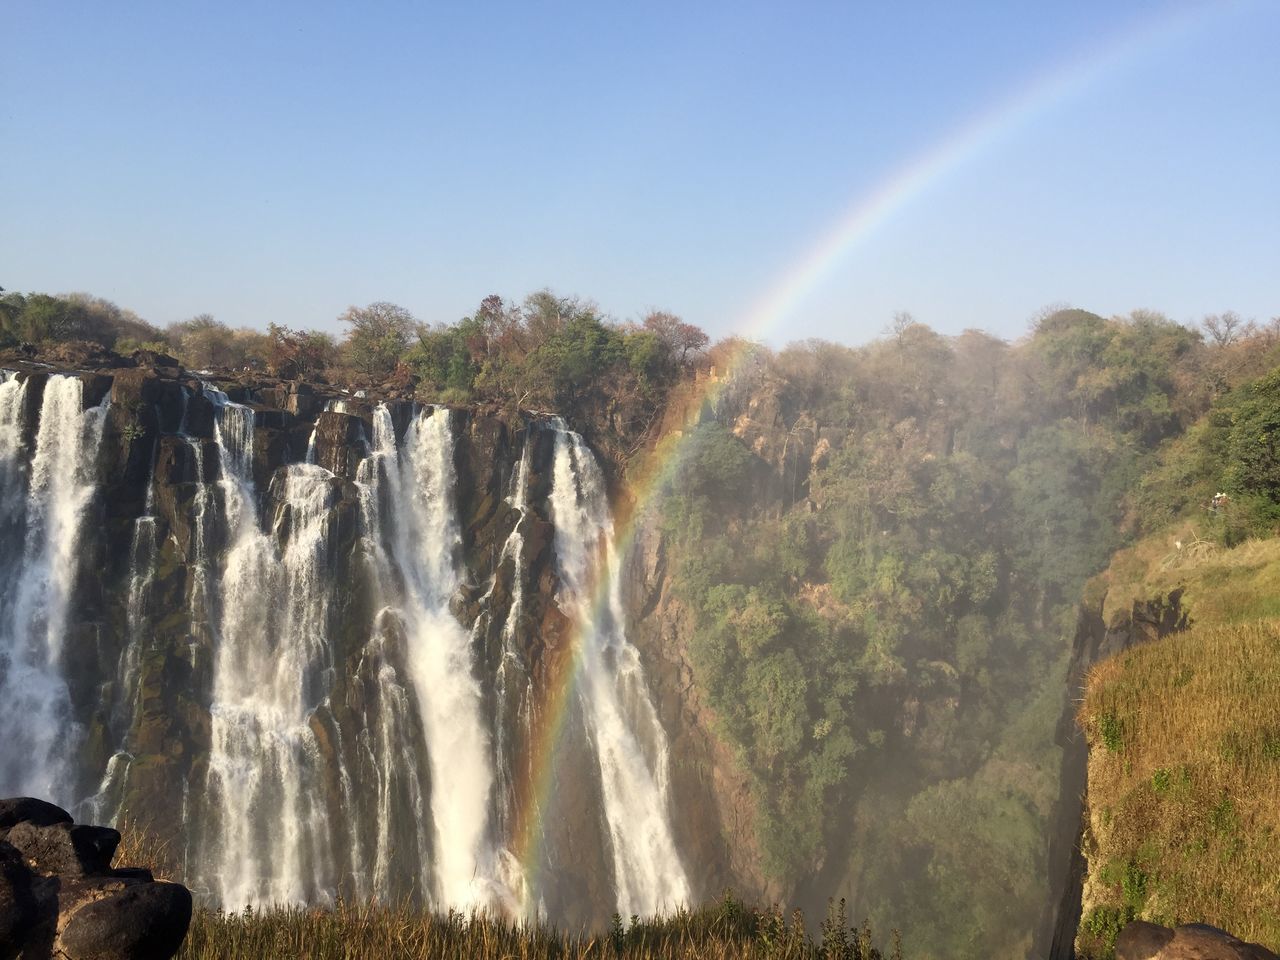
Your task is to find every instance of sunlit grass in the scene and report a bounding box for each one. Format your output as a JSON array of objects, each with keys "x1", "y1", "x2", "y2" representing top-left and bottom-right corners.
[
  {"x1": 1076, "y1": 618, "x2": 1280, "y2": 958},
  {"x1": 172, "y1": 895, "x2": 900, "y2": 960},
  {"x1": 1093, "y1": 526, "x2": 1280, "y2": 628}
]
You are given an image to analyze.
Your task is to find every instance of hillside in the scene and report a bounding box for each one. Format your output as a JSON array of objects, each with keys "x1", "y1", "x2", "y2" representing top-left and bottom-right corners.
[{"x1": 1063, "y1": 365, "x2": 1280, "y2": 957}]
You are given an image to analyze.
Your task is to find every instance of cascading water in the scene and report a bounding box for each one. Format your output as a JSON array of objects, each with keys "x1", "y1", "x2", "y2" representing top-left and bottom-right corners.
[
  {"x1": 0, "y1": 374, "x2": 109, "y2": 802},
  {"x1": 0, "y1": 370, "x2": 691, "y2": 921},
  {"x1": 548, "y1": 422, "x2": 691, "y2": 917},
  {"x1": 86, "y1": 432, "x2": 161, "y2": 824},
  {"x1": 491, "y1": 439, "x2": 533, "y2": 848},
  {"x1": 355, "y1": 404, "x2": 515, "y2": 911},
  {"x1": 202, "y1": 390, "x2": 348, "y2": 906}
]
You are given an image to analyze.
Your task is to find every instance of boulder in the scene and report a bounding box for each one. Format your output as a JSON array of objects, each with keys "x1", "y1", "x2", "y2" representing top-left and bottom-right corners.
[
  {"x1": 315, "y1": 412, "x2": 368, "y2": 479},
  {"x1": 58, "y1": 881, "x2": 192, "y2": 960},
  {"x1": 130, "y1": 349, "x2": 182, "y2": 375},
  {"x1": 4, "y1": 822, "x2": 120, "y2": 877},
  {"x1": 1117, "y1": 920, "x2": 1279, "y2": 960},
  {"x1": 78, "y1": 373, "x2": 116, "y2": 409},
  {"x1": 0, "y1": 797, "x2": 190, "y2": 960},
  {"x1": 0, "y1": 797, "x2": 72, "y2": 832}
]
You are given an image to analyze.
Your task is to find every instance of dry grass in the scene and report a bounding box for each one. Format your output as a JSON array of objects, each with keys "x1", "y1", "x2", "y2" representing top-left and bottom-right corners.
[
  {"x1": 113, "y1": 815, "x2": 180, "y2": 881},
  {"x1": 1093, "y1": 526, "x2": 1280, "y2": 628},
  {"x1": 1075, "y1": 618, "x2": 1280, "y2": 957},
  {"x1": 173, "y1": 896, "x2": 900, "y2": 960}
]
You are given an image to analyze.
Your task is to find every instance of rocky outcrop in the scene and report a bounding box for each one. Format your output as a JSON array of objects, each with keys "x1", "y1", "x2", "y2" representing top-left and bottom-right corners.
[
  {"x1": 1117, "y1": 921, "x2": 1279, "y2": 960},
  {"x1": 1040, "y1": 592, "x2": 1190, "y2": 960},
  {"x1": 0, "y1": 347, "x2": 764, "y2": 921},
  {"x1": 0, "y1": 797, "x2": 190, "y2": 960}
]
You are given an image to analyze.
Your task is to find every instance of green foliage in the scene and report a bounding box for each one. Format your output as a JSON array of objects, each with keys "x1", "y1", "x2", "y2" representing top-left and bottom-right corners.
[
  {"x1": 1099, "y1": 711, "x2": 1124, "y2": 753},
  {"x1": 654, "y1": 308, "x2": 1243, "y2": 958},
  {"x1": 1150, "y1": 767, "x2": 1172, "y2": 796},
  {"x1": 1225, "y1": 370, "x2": 1280, "y2": 505},
  {"x1": 339, "y1": 301, "x2": 418, "y2": 378},
  {"x1": 405, "y1": 320, "x2": 481, "y2": 395},
  {"x1": 0, "y1": 290, "x2": 167, "y2": 350},
  {"x1": 1079, "y1": 905, "x2": 1134, "y2": 960}
]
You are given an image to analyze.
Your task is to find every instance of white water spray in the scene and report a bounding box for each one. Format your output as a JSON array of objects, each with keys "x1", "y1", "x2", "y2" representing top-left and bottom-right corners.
[
  {"x1": 547, "y1": 423, "x2": 691, "y2": 917},
  {"x1": 0, "y1": 375, "x2": 108, "y2": 801},
  {"x1": 203, "y1": 391, "x2": 344, "y2": 906},
  {"x1": 356, "y1": 405, "x2": 512, "y2": 911}
]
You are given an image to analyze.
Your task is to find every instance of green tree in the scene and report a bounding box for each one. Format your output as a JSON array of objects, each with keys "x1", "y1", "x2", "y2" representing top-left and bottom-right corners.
[{"x1": 339, "y1": 301, "x2": 418, "y2": 378}]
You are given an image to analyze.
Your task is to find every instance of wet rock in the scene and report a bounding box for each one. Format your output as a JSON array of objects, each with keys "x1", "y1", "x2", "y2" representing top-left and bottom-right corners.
[
  {"x1": 315, "y1": 411, "x2": 368, "y2": 479},
  {"x1": 183, "y1": 390, "x2": 216, "y2": 438},
  {"x1": 1117, "y1": 920, "x2": 1279, "y2": 959},
  {"x1": 286, "y1": 389, "x2": 319, "y2": 418},
  {"x1": 58, "y1": 881, "x2": 192, "y2": 960},
  {"x1": 78, "y1": 373, "x2": 116, "y2": 409}
]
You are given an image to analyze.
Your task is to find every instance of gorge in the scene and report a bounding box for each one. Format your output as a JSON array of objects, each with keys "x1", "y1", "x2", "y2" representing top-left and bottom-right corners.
[{"x1": 4, "y1": 299, "x2": 1278, "y2": 960}]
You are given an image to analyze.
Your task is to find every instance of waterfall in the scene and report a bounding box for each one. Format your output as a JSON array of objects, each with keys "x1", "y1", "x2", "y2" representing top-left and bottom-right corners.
[
  {"x1": 0, "y1": 371, "x2": 692, "y2": 921},
  {"x1": 547, "y1": 422, "x2": 691, "y2": 917},
  {"x1": 0, "y1": 374, "x2": 109, "y2": 802},
  {"x1": 355, "y1": 404, "x2": 513, "y2": 911},
  {"x1": 203, "y1": 392, "x2": 343, "y2": 906},
  {"x1": 493, "y1": 436, "x2": 533, "y2": 846},
  {"x1": 86, "y1": 466, "x2": 160, "y2": 824}
]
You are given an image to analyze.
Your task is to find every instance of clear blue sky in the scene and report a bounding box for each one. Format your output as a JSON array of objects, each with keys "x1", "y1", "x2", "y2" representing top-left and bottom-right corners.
[{"x1": 3, "y1": 1, "x2": 1277, "y2": 344}]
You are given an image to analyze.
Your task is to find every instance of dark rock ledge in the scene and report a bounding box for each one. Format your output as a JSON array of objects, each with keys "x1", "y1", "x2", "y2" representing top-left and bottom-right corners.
[{"x1": 0, "y1": 797, "x2": 190, "y2": 960}]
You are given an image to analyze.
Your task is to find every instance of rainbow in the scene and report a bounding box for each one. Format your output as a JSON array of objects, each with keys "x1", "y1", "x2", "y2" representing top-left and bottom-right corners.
[{"x1": 507, "y1": 0, "x2": 1232, "y2": 912}]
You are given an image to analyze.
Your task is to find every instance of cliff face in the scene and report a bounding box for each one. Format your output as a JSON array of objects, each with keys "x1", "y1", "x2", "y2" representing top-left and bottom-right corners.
[
  {"x1": 11, "y1": 347, "x2": 1205, "y2": 946},
  {"x1": 0, "y1": 352, "x2": 710, "y2": 923},
  {"x1": 617, "y1": 367, "x2": 843, "y2": 909},
  {"x1": 1041, "y1": 591, "x2": 1189, "y2": 960}
]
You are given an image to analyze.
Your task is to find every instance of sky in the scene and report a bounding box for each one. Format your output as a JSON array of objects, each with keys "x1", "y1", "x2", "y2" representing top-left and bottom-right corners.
[{"x1": 2, "y1": 1, "x2": 1277, "y2": 345}]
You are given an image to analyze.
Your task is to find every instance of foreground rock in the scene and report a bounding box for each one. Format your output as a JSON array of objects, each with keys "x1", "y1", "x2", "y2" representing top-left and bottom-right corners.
[
  {"x1": 1118, "y1": 920, "x2": 1279, "y2": 960},
  {"x1": 0, "y1": 797, "x2": 190, "y2": 960}
]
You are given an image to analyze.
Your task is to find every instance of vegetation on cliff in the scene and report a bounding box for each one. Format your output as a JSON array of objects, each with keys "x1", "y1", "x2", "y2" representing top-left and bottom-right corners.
[
  {"x1": 650, "y1": 310, "x2": 1280, "y2": 958},
  {"x1": 1077, "y1": 617, "x2": 1280, "y2": 958},
  {"x1": 1063, "y1": 339, "x2": 1280, "y2": 958},
  {"x1": 6, "y1": 284, "x2": 1280, "y2": 957}
]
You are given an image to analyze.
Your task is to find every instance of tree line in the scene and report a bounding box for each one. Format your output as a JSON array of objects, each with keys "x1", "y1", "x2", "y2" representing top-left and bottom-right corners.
[{"x1": 0, "y1": 289, "x2": 711, "y2": 432}]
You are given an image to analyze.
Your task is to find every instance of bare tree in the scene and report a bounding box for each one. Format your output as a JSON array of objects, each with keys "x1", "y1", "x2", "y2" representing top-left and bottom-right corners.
[{"x1": 1201, "y1": 311, "x2": 1252, "y2": 347}]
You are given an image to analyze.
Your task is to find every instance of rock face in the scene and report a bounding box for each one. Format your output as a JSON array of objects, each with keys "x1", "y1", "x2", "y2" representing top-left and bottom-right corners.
[
  {"x1": 0, "y1": 352, "x2": 720, "y2": 924},
  {"x1": 1039, "y1": 592, "x2": 1191, "y2": 959},
  {"x1": 1117, "y1": 921, "x2": 1279, "y2": 960},
  {"x1": 0, "y1": 797, "x2": 190, "y2": 960}
]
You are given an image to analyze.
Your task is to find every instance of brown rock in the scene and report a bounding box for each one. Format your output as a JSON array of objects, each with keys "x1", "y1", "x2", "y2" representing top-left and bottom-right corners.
[{"x1": 1117, "y1": 920, "x2": 1280, "y2": 960}]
